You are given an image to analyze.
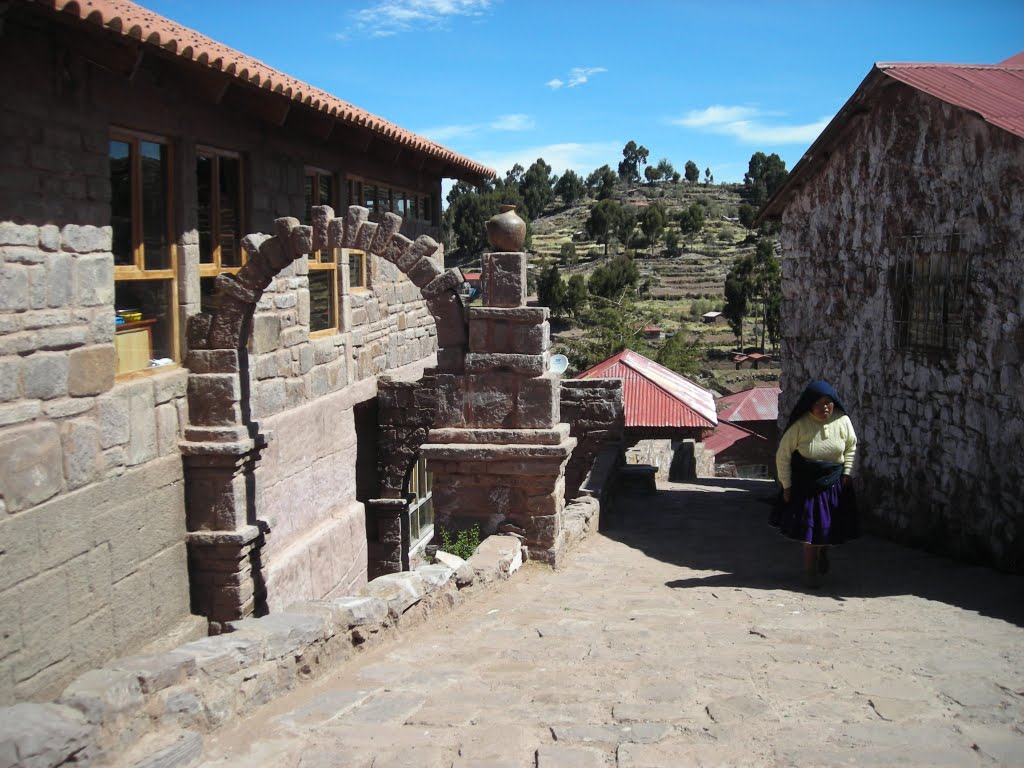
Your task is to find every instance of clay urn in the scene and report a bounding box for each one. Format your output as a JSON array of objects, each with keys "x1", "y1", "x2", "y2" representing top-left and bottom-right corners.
[{"x1": 486, "y1": 204, "x2": 526, "y2": 252}]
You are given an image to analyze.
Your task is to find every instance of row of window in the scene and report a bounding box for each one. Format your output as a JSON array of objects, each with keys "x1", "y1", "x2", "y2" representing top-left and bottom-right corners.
[{"x1": 110, "y1": 130, "x2": 430, "y2": 374}]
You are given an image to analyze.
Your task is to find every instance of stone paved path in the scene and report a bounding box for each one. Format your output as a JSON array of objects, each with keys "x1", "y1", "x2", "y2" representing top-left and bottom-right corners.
[{"x1": 198, "y1": 479, "x2": 1024, "y2": 767}]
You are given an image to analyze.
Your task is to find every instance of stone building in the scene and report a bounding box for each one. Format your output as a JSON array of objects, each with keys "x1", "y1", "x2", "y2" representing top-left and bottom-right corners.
[
  {"x1": 0, "y1": 0, "x2": 492, "y2": 704},
  {"x1": 759, "y1": 51, "x2": 1024, "y2": 571}
]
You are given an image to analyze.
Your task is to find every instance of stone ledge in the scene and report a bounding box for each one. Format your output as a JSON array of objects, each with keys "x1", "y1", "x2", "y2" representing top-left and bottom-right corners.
[
  {"x1": 428, "y1": 424, "x2": 570, "y2": 446},
  {"x1": 419, "y1": 440, "x2": 575, "y2": 462},
  {"x1": 0, "y1": 529, "x2": 585, "y2": 768}
]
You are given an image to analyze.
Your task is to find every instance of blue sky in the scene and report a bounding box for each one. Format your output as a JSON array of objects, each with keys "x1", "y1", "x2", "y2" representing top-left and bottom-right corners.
[{"x1": 144, "y1": 0, "x2": 1023, "y2": 185}]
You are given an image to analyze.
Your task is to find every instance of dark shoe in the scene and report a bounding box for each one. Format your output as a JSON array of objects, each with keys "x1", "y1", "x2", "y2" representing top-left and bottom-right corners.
[{"x1": 819, "y1": 548, "x2": 830, "y2": 574}]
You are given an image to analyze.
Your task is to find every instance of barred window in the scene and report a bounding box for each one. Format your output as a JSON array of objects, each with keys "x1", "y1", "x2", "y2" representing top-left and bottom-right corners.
[{"x1": 893, "y1": 234, "x2": 970, "y2": 354}]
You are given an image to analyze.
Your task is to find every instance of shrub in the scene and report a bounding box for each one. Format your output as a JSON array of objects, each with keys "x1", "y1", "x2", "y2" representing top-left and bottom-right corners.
[{"x1": 439, "y1": 524, "x2": 481, "y2": 561}]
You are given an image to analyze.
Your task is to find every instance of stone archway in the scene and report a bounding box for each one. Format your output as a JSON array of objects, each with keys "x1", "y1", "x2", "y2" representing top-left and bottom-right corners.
[{"x1": 181, "y1": 205, "x2": 469, "y2": 629}]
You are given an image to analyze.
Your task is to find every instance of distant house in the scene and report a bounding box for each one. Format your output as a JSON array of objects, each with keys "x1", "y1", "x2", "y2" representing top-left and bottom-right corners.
[
  {"x1": 733, "y1": 352, "x2": 769, "y2": 369},
  {"x1": 701, "y1": 311, "x2": 725, "y2": 325},
  {"x1": 460, "y1": 271, "x2": 482, "y2": 299},
  {"x1": 758, "y1": 51, "x2": 1024, "y2": 571},
  {"x1": 640, "y1": 325, "x2": 663, "y2": 340},
  {"x1": 706, "y1": 386, "x2": 780, "y2": 479},
  {"x1": 575, "y1": 349, "x2": 717, "y2": 479}
]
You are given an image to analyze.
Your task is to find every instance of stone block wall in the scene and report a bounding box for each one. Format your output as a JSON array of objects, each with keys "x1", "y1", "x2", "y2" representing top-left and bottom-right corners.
[
  {"x1": 560, "y1": 379, "x2": 625, "y2": 499},
  {"x1": 777, "y1": 83, "x2": 1024, "y2": 570},
  {"x1": 0, "y1": 223, "x2": 197, "y2": 704}
]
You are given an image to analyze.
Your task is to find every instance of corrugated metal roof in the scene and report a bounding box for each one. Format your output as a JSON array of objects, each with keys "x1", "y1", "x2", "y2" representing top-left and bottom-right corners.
[
  {"x1": 703, "y1": 420, "x2": 767, "y2": 455},
  {"x1": 880, "y1": 60, "x2": 1024, "y2": 140},
  {"x1": 575, "y1": 349, "x2": 717, "y2": 429},
  {"x1": 38, "y1": 0, "x2": 494, "y2": 183},
  {"x1": 758, "y1": 50, "x2": 1024, "y2": 222},
  {"x1": 716, "y1": 386, "x2": 780, "y2": 423}
]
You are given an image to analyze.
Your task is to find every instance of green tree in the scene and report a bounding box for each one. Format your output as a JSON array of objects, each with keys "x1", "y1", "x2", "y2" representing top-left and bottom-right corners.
[
  {"x1": 554, "y1": 169, "x2": 585, "y2": 208},
  {"x1": 644, "y1": 165, "x2": 660, "y2": 184},
  {"x1": 655, "y1": 158, "x2": 675, "y2": 182},
  {"x1": 614, "y1": 206, "x2": 637, "y2": 254},
  {"x1": 677, "y1": 203, "x2": 705, "y2": 239},
  {"x1": 519, "y1": 158, "x2": 554, "y2": 219},
  {"x1": 443, "y1": 181, "x2": 529, "y2": 260},
  {"x1": 684, "y1": 160, "x2": 700, "y2": 184},
  {"x1": 639, "y1": 203, "x2": 667, "y2": 258},
  {"x1": 704, "y1": 167, "x2": 713, "y2": 185},
  {"x1": 588, "y1": 254, "x2": 640, "y2": 300},
  {"x1": 559, "y1": 241, "x2": 577, "y2": 266},
  {"x1": 723, "y1": 255, "x2": 752, "y2": 350},
  {"x1": 664, "y1": 229, "x2": 681, "y2": 257},
  {"x1": 744, "y1": 151, "x2": 788, "y2": 208},
  {"x1": 586, "y1": 198, "x2": 625, "y2": 256},
  {"x1": 619, "y1": 140, "x2": 650, "y2": 184},
  {"x1": 564, "y1": 296, "x2": 652, "y2": 372},
  {"x1": 586, "y1": 164, "x2": 618, "y2": 200},
  {"x1": 655, "y1": 332, "x2": 704, "y2": 377},
  {"x1": 564, "y1": 273, "x2": 588, "y2": 318},
  {"x1": 536, "y1": 260, "x2": 566, "y2": 315},
  {"x1": 749, "y1": 237, "x2": 782, "y2": 352},
  {"x1": 738, "y1": 203, "x2": 757, "y2": 230}
]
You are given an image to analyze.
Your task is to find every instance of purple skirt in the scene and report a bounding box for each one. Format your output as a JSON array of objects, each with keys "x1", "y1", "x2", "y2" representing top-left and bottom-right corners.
[{"x1": 770, "y1": 479, "x2": 859, "y2": 546}]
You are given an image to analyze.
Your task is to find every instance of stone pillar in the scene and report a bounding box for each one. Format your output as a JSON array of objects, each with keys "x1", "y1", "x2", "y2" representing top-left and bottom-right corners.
[
  {"x1": 180, "y1": 345, "x2": 270, "y2": 632},
  {"x1": 420, "y1": 211, "x2": 576, "y2": 565}
]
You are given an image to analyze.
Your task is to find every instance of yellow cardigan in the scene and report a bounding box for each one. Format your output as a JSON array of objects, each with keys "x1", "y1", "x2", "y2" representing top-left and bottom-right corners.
[{"x1": 776, "y1": 412, "x2": 857, "y2": 490}]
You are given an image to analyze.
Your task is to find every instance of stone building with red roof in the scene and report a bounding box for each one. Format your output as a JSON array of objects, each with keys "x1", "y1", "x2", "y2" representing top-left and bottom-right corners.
[
  {"x1": 759, "y1": 51, "x2": 1024, "y2": 571},
  {"x1": 0, "y1": 0, "x2": 495, "y2": 702}
]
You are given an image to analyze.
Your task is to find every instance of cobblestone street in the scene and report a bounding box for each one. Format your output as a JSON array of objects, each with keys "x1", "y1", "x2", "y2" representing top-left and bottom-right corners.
[{"x1": 198, "y1": 479, "x2": 1024, "y2": 767}]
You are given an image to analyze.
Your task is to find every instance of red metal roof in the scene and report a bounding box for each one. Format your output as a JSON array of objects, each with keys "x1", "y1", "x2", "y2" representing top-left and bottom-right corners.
[
  {"x1": 758, "y1": 50, "x2": 1024, "y2": 222},
  {"x1": 703, "y1": 420, "x2": 767, "y2": 455},
  {"x1": 716, "y1": 386, "x2": 780, "y2": 423},
  {"x1": 880, "y1": 58, "x2": 1024, "y2": 140},
  {"x1": 575, "y1": 349, "x2": 717, "y2": 429},
  {"x1": 39, "y1": 0, "x2": 494, "y2": 182}
]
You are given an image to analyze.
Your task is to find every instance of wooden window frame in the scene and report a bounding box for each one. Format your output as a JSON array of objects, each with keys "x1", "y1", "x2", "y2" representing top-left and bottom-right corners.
[
  {"x1": 345, "y1": 248, "x2": 369, "y2": 293},
  {"x1": 110, "y1": 129, "x2": 180, "y2": 374},
  {"x1": 305, "y1": 168, "x2": 340, "y2": 336},
  {"x1": 405, "y1": 456, "x2": 434, "y2": 549},
  {"x1": 196, "y1": 146, "x2": 246, "y2": 278}
]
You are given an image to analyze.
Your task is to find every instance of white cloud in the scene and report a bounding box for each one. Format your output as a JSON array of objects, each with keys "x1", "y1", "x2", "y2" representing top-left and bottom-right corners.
[
  {"x1": 419, "y1": 113, "x2": 535, "y2": 143},
  {"x1": 344, "y1": 0, "x2": 492, "y2": 38},
  {"x1": 671, "y1": 104, "x2": 832, "y2": 145},
  {"x1": 546, "y1": 66, "x2": 606, "y2": 90},
  {"x1": 474, "y1": 141, "x2": 622, "y2": 179},
  {"x1": 489, "y1": 113, "x2": 535, "y2": 131}
]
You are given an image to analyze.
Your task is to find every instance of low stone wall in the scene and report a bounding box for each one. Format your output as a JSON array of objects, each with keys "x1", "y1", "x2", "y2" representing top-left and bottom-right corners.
[
  {"x1": 560, "y1": 378, "x2": 624, "y2": 500},
  {"x1": 0, "y1": 534, "x2": 537, "y2": 768}
]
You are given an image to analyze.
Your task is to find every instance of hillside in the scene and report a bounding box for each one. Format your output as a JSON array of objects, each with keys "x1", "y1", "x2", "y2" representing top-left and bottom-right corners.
[{"x1": 525, "y1": 181, "x2": 780, "y2": 393}]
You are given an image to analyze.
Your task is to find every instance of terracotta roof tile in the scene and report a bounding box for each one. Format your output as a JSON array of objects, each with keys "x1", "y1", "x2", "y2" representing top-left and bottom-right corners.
[{"x1": 41, "y1": 0, "x2": 494, "y2": 182}]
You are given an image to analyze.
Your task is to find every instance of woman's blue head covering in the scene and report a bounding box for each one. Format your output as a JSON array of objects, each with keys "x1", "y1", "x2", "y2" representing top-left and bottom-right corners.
[{"x1": 785, "y1": 380, "x2": 847, "y2": 429}]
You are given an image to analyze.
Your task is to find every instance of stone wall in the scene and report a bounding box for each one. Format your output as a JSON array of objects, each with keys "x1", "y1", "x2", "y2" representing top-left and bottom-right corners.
[
  {"x1": 778, "y1": 82, "x2": 1024, "y2": 571},
  {"x1": 560, "y1": 379, "x2": 624, "y2": 499},
  {"x1": 0, "y1": 223, "x2": 200, "y2": 705},
  {"x1": 0, "y1": 9, "x2": 451, "y2": 703}
]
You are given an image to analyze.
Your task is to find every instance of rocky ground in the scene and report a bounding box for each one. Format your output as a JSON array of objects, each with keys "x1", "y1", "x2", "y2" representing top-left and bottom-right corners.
[{"x1": 196, "y1": 479, "x2": 1024, "y2": 767}]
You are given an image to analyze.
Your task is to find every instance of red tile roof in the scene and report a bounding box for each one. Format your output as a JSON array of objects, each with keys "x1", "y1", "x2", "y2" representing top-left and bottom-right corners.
[
  {"x1": 716, "y1": 386, "x2": 780, "y2": 423},
  {"x1": 39, "y1": 0, "x2": 494, "y2": 183},
  {"x1": 575, "y1": 349, "x2": 717, "y2": 429}
]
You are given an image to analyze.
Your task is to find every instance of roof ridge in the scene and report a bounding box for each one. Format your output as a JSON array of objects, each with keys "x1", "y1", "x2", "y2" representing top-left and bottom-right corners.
[{"x1": 42, "y1": 0, "x2": 494, "y2": 180}]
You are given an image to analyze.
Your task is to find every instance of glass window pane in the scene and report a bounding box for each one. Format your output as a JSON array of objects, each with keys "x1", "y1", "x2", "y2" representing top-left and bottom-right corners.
[
  {"x1": 114, "y1": 279, "x2": 174, "y2": 372},
  {"x1": 349, "y1": 250, "x2": 366, "y2": 289},
  {"x1": 393, "y1": 192, "x2": 406, "y2": 218},
  {"x1": 407, "y1": 195, "x2": 418, "y2": 221},
  {"x1": 219, "y1": 156, "x2": 242, "y2": 267},
  {"x1": 109, "y1": 140, "x2": 133, "y2": 266},
  {"x1": 364, "y1": 185, "x2": 376, "y2": 214},
  {"x1": 319, "y1": 174, "x2": 333, "y2": 210},
  {"x1": 308, "y1": 269, "x2": 336, "y2": 332},
  {"x1": 304, "y1": 174, "x2": 314, "y2": 224},
  {"x1": 140, "y1": 141, "x2": 170, "y2": 270},
  {"x1": 196, "y1": 155, "x2": 213, "y2": 264}
]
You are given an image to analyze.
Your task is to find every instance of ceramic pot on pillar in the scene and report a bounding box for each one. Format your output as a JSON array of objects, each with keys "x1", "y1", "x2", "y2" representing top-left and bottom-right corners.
[{"x1": 486, "y1": 205, "x2": 526, "y2": 252}]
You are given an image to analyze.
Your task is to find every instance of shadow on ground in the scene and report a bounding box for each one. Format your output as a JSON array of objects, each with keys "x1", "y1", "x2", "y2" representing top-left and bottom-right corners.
[{"x1": 601, "y1": 478, "x2": 1024, "y2": 628}]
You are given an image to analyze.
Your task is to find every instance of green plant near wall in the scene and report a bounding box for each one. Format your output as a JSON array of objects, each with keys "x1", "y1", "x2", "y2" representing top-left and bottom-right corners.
[{"x1": 439, "y1": 524, "x2": 481, "y2": 561}]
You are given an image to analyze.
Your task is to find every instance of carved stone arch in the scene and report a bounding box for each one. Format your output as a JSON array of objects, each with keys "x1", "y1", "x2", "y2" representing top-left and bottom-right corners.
[{"x1": 182, "y1": 206, "x2": 468, "y2": 628}]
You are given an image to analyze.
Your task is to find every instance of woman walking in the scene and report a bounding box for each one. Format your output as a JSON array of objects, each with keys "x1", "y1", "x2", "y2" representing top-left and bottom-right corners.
[{"x1": 772, "y1": 380, "x2": 859, "y2": 587}]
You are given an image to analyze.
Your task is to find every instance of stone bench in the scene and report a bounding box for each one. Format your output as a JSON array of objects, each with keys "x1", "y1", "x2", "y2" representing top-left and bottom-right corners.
[{"x1": 618, "y1": 464, "x2": 658, "y2": 495}]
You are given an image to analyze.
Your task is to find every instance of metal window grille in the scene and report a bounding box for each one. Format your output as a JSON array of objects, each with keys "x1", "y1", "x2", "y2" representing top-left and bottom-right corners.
[{"x1": 892, "y1": 234, "x2": 970, "y2": 353}]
